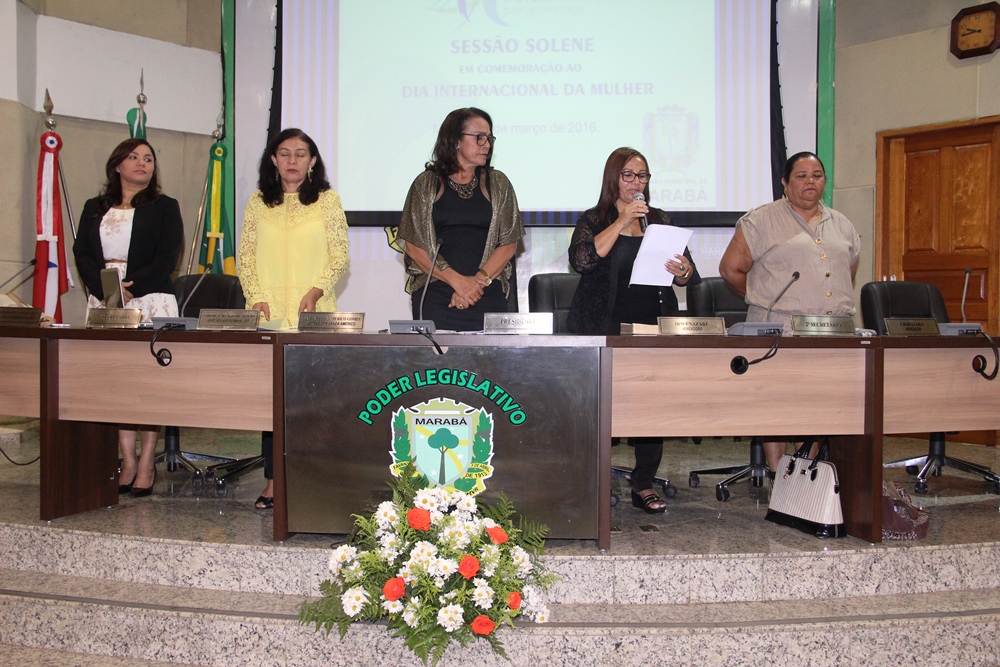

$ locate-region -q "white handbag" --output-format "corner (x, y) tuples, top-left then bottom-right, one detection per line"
(765, 437), (845, 538)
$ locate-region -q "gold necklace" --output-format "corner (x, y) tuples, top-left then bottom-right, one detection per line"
(448, 173), (478, 199)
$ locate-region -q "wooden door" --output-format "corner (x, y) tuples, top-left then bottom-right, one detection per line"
(877, 118), (1000, 333)
(877, 117), (1000, 445)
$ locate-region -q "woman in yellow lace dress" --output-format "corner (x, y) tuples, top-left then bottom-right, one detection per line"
(238, 128), (350, 508)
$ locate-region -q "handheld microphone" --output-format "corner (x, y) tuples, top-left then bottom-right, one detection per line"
(418, 241), (442, 324)
(766, 271), (800, 322)
(632, 192), (648, 232)
(0, 258), (39, 292)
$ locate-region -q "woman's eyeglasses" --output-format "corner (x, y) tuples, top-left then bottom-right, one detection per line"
(620, 170), (651, 184)
(462, 133), (497, 146)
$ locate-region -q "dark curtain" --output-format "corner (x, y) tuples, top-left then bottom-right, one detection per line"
(770, 0), (788, 201)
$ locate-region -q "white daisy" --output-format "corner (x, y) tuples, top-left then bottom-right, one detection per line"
(341, 586), (368, 618)
(436, 603), (464, 633)
(382, 599), (404, 614)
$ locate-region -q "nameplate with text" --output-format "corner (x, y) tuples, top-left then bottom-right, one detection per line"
(0, 307), (42, 327)
(658, 317), (726, 336)
(484, 312), (553, 334)
(86, 308), (142, 329)
(298, 312), (365, 332)
(197, 309), (261, 331)
(883, 318), (940, 336)
(792, 315), (855, 336)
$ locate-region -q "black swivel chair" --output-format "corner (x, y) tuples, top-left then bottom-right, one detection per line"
(685, 278), (765, 501)
(527, 272), (580, 334)
(156, 274), (259, 489)
(861, 280), (1000, 494)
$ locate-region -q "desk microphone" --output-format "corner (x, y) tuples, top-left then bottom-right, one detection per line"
(180, 266), (212, 317)
(961, 267), (972, 323)
(418, 241), (442, 324)
(766, 271), (800, 322)
(731, 271), (800, 375)
(0, 258), (38, 292)
(632, 192), (648, 232)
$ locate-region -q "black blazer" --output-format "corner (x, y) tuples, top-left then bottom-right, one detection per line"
(73, 195), (184, 299)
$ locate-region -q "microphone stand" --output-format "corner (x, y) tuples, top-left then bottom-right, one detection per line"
(731, 271), (800, 375)
(0, 259), (39, 292)
(418, 243), (443, 354)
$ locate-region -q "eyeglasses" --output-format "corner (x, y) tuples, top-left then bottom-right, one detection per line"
(621, 170), (652, 184)
(462, 133), (496, 146)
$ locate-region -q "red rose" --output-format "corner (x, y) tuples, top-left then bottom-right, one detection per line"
(470, 614), (497, 636)
(407, 507), (431, 531)
(507, 591), (522, 610)
(485, 526), (508, 544)
(382, 577), (406, 601)
(458, 555), (480, 580)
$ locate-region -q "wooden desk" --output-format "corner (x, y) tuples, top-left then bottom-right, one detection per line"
(0, 328), (41, 419)
(608, 336), (880, 542)
(29, 328), (274, 520)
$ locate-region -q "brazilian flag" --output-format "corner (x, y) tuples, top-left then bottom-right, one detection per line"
(197, 143), (236, 275)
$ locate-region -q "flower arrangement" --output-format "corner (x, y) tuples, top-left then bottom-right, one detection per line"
(299, 465), (557, 665)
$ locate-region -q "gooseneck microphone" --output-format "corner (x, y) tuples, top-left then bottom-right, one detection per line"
(178, 256), (216, 318)
(632, 192), (648, 232)
(0, 258), (39, 292)
(418, 241), (442, 324)
(961, 267), (972, 323)
(151, 257), (218, 367)
(731, 271), (800, 375)
(766, 271), (800, 322)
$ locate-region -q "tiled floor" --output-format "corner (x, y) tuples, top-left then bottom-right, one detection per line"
(2, 424), (999, 557)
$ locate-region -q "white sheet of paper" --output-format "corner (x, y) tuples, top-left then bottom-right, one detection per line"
(629, 225), (694, 287)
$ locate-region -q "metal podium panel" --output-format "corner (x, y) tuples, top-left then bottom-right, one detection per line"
(284, 344), (602, 537)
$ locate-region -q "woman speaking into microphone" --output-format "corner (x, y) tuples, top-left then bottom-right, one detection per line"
(566, 146), (700, 514)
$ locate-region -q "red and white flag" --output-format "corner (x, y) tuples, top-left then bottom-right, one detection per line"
(33, 131), (73, 322)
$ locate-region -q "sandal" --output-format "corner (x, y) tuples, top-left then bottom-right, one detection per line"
(255, 495), (274, 510)
(631, 490), (667, 514)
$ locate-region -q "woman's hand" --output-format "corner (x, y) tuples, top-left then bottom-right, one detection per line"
(122, 280), (134, 302)
(622, 198), (648, 225)
(252, 301), (271, 321)
(665, 254), (693, 285)
(448, 274), (484, 310)
(299, 287), (324, 314)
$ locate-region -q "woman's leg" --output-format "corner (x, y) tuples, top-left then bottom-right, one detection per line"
(133, 426), (160, 489)
(118, 426), (139, 486)
(632, 437), (666, 510)
(257, 431), (274, 508)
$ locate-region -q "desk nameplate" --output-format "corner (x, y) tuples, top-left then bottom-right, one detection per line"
(483, 312), (553, 334)
(0, 307), (42, 327)
(197, 309), (261, 331)
(792, 315), (855, 336)
(86, 308), (142, 329)
(883, 318), (940, 336)
(658, 317), (726, 335)
(620, 323), (659, 335)
(298, 312), (365, 332)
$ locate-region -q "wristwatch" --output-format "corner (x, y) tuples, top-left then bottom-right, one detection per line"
(478, 269), (492, 286)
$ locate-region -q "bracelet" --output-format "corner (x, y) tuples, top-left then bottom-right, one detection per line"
(478, 269), (492, 285)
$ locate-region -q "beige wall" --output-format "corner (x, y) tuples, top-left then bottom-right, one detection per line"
(4, 0), (220, 323)
(20, 0), (220, 50)
(834, 0), (1000, 291)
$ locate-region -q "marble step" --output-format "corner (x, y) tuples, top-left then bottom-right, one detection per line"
(0, 419), (39, 458)
(2, 523), (1000, 605)
(0, 643), (196, 667)
(1, 569), (999, 667)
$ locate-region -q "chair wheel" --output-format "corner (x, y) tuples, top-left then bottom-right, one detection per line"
(914, 481), (928, 495)
(610, 493), (619, 507)
(905, 465), (919, 475)
(689, 474), (700, 488)
(662, 483), (676, 498)
(716, 485), (731, 502)
(691, 437), (702, 444)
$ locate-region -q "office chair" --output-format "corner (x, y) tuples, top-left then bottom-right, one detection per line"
(685, 278), (762, 501)
(155, 273), (258, 490)
(527, 272), (580, 334)
(861, 280), (1000, 494)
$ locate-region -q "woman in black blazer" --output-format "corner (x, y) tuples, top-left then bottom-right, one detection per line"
(73, 138), (184, 498)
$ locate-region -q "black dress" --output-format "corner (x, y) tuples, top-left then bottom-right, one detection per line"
(410, 181), (506, 330)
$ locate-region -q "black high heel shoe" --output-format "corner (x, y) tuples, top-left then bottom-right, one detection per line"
(131, 468), (157, 498)
(631, 489), (667, 514)
(118, 472), (136, 495)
